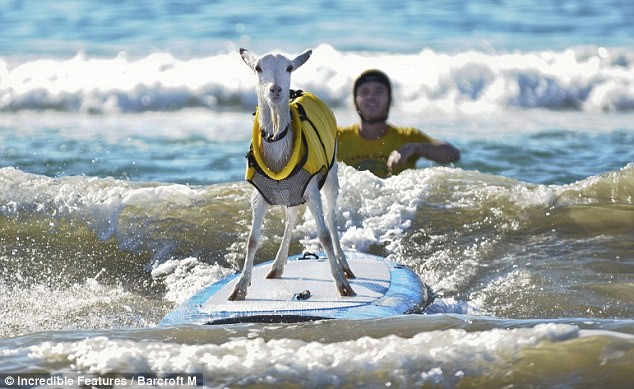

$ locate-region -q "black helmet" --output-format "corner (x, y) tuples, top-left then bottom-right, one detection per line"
(353, 69), (392, 123)
(353, 69), (392, 101)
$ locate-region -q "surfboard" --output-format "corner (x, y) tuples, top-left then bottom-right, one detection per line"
(160, 251), (432, 325)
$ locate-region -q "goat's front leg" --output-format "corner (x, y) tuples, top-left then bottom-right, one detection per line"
(325, 206), (355, 279)
(322, 167), (355, 279)
(305, 188), (355, 297)
(266, 206), (298, 279)
(228, 192), (268, 301)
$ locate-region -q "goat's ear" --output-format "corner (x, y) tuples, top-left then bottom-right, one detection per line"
(291, 49), (312, 71)
(240, 48), (258, 71)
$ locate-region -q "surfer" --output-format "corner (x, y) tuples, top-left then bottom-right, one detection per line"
(337, 69), (460, 177)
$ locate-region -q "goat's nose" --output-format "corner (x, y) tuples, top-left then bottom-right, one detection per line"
(270, 85), (282, 94)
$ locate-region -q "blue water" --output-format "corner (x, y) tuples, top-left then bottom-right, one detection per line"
(1, 1), (633, 388)
(1, 0), (632, 57)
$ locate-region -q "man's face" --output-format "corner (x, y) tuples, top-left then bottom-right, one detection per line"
(355, 81), (390, 122)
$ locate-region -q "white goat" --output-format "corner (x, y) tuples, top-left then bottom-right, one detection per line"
(228, 48), (355, 301)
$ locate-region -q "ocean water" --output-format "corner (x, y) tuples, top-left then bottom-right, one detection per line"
(1, 1), (633, 388)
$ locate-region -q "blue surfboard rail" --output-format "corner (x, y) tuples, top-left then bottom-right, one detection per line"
(160, 252), (431, 326)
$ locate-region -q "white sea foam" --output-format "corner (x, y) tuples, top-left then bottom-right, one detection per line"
(151, 257), (232, 305)
(296, 165), (435, 252)
(0, 277), (153, 337)
(1, 45), (632, 114)
(26, 323), (582, 386)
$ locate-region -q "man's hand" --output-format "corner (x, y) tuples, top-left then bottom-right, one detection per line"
(387, 150), (402, 174)
(387, 143), (419, 174)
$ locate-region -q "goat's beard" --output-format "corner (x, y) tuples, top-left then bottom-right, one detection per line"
(268, 103), (283, 136)
(257, 84), (288, 139)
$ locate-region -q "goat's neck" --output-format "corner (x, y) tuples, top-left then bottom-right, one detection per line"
(257, 101), (294, 173)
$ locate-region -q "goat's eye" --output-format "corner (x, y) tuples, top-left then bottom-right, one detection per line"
(286, 65), (293, 72)
(255, 65), (262, 73)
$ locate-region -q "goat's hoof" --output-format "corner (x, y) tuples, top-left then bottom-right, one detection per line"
(265, 268), (283, 279)
(341, 286), (356, 297)
(344, 268), (356, 279)
(228, 288), (246, 301)
(338, 283), (356, 297)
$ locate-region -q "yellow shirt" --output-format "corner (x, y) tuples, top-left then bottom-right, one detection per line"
(337, 123), (433, 177)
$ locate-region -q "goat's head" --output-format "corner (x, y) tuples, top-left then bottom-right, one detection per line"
(240, 48), (312, 107)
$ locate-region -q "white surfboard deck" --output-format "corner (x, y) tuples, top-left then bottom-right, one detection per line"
(160, 251), (431, 325)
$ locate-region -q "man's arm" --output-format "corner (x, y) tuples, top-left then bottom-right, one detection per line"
(415, 140), (461, 163)
(388, 140), (460, 172)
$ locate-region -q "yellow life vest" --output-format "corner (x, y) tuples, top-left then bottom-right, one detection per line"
(245, 90), (337, 206)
